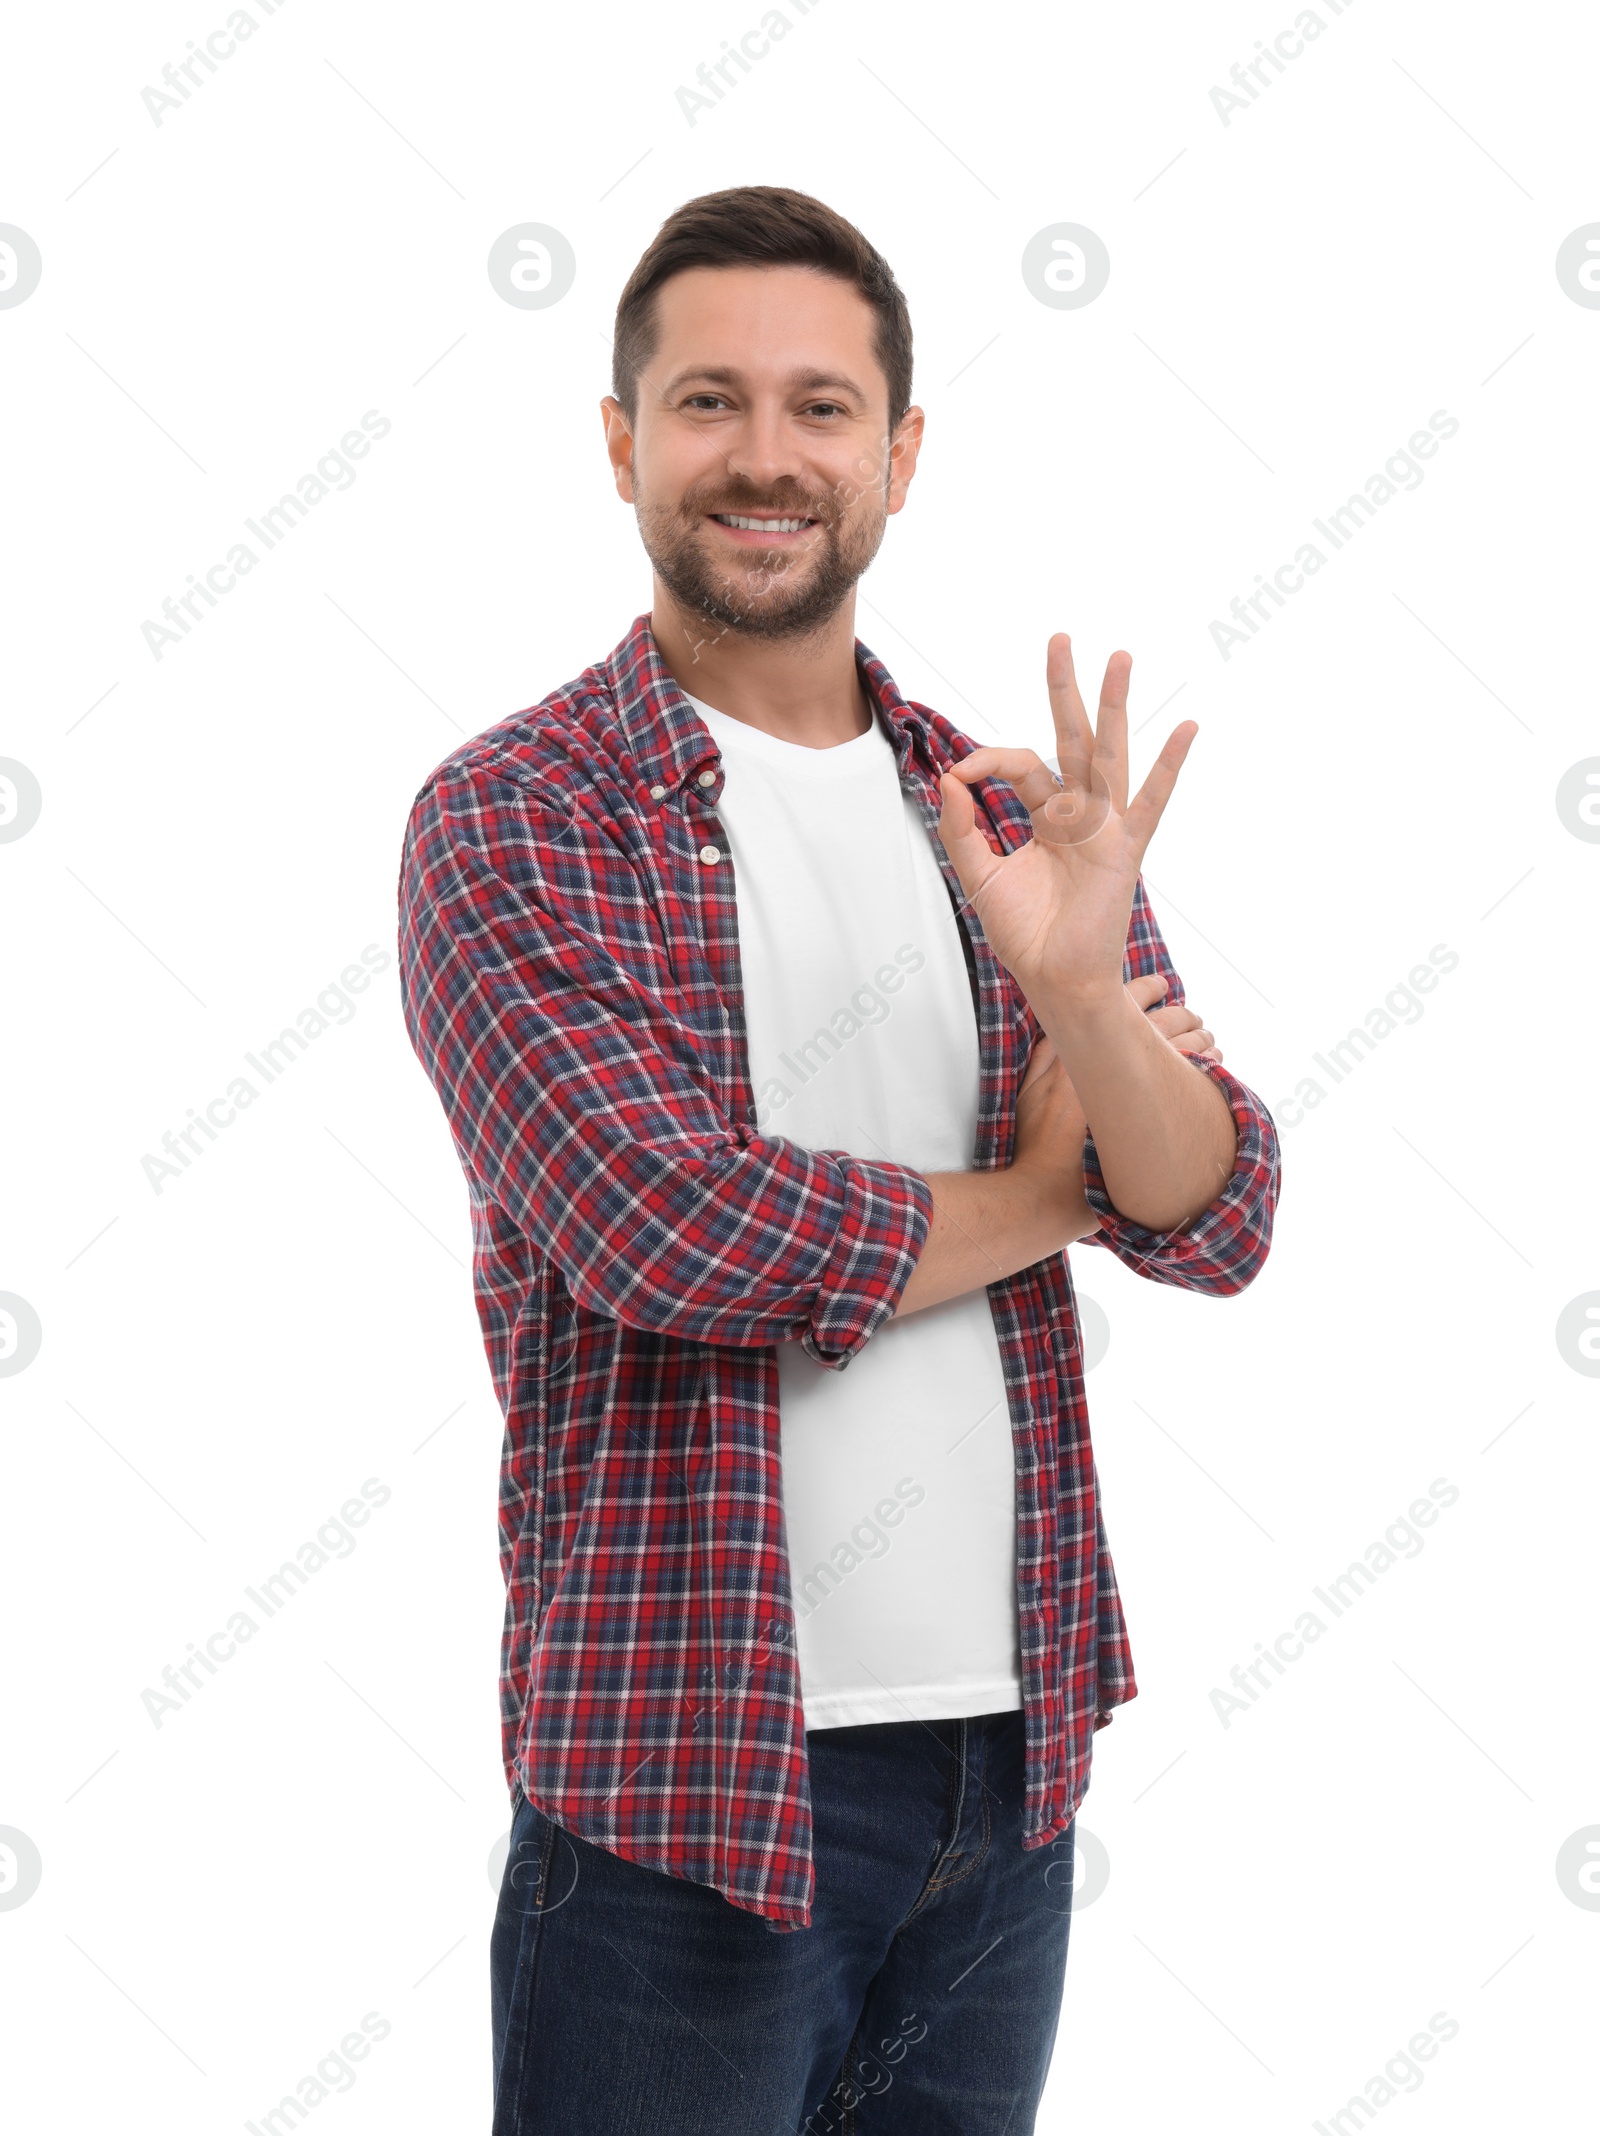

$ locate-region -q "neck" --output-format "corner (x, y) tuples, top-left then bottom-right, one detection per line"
(648, 578), (872, 749)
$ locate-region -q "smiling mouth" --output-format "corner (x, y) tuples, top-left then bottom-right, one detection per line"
(709, 512), (819, 535)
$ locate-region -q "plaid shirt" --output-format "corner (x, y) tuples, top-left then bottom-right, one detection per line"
(398, 613), (1280, 1931)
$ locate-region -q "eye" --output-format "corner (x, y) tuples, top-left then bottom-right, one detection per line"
(802, 401), (848, 419)
(683, 393), (730, 411)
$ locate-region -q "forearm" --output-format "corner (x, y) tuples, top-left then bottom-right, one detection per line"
(401, 807), (936, 1362)
(1036, 985), (1238, 1232)
(893, 1163), (1100, 1319)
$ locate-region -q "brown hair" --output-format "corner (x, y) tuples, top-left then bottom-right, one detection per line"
(612, 185), (913, 432)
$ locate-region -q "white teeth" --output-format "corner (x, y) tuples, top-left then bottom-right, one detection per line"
(715, 514), (811, 532)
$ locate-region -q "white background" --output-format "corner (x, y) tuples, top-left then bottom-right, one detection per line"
(3, 0), (1596, 2129)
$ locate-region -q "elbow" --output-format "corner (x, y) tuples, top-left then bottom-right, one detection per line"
(1205, 1192), (1279, 1297)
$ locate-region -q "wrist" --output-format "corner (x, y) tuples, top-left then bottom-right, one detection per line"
(1033, 980), (1137, 1050)
(1008, 1141), (1092, 1241)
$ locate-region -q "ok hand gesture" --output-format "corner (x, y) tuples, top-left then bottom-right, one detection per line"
(936, 635), (1197, 1015)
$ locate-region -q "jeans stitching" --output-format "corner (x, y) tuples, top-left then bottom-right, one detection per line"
(926, 1719), (995, 1892)
(902, 1722), (960, 1923)
(494, 1798), (559, 2134)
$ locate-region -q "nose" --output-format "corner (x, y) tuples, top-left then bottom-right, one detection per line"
(721, 397), (809, 496)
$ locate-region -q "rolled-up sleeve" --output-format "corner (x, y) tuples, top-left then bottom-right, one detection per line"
(399, 768), (933, 1360)
(1080, 1054), (1279, 1294)
(1075, 876), (1281, 1295)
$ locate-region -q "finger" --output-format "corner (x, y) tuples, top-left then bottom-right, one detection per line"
(944, 745), (1064, 816)
(1046, 634), (1095, 793)
(946, 743), (1107, 847)
(1095, 650), (1133, 816)
(1144, 1001), (1199, 1034)
(1167, 1028), (1215, 1054)
(1125, 973), (1169, 1010)
(1124, 719), (1199, 856)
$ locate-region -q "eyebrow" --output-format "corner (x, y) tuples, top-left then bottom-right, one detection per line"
(660, 364), (870, 402)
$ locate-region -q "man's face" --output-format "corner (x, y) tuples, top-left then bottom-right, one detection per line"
(602, 265), (922, 641)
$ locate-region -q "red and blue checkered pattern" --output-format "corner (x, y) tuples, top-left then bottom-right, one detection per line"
(398, 614), (1280, 1930)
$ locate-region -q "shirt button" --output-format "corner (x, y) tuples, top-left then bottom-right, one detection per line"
(649, 784), (667, 800)
(697, 770), (717, 787)
(699, 844), (720, 865)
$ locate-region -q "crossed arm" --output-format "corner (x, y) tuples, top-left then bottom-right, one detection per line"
(895, 969), (1235, 1317)
(896, 632), (1242, 1321)
(400, 636), (1275, 1367)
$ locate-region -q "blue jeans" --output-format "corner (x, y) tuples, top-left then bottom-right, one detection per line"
(490, 1709), (1076, 2134)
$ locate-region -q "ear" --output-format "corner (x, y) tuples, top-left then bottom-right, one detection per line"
(886, 404), (925, 517)
(600, 395), (636, 503)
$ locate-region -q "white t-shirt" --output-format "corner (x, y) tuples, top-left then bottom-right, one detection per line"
(685, 692), (1023, 1730)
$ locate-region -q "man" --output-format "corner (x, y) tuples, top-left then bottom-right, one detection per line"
(398, 185), (1279, 2135)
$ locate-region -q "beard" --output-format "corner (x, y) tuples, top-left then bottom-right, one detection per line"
(633, 468), (888, 641)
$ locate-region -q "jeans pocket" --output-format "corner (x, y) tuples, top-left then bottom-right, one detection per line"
(502, 1790), (560, 1915)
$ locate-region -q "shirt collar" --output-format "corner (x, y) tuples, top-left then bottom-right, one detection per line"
(603, 611), (938, 796)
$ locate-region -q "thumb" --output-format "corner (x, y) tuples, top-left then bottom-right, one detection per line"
(936, 767), (1004, 908)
